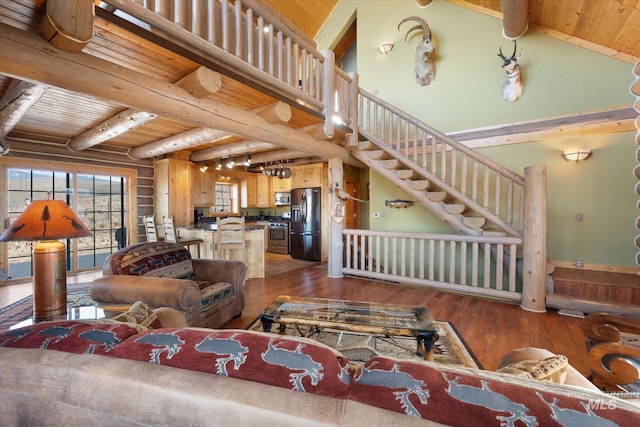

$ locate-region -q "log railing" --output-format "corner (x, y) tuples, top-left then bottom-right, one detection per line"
(358, 89), (525, 237)
(343, 229), (523, 302)
(105, 0), (356, 138)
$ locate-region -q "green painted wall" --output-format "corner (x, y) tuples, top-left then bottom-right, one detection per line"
(317, 0), (638, 269)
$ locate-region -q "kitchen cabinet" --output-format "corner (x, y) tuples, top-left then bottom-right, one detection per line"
(241, 175), (257, 208)
(193, 166), (215, 206)
(256, 174), (270, 207)
(291, 163), (325, 188)
(154, 158), (194, 227)
(271, 177), (291, 192)
(246, 220), (269, 251)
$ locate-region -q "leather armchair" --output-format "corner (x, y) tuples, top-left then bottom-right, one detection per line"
(582, 312), (640, 393)
(90, 242), (246, 329)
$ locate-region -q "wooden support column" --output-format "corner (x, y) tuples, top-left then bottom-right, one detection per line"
(327, 158), (344, 278)
(502, 0), (528, 39)
(346, 72), (359, 147)
(521, 165), (547, 312)
(322, 50), (335, 139)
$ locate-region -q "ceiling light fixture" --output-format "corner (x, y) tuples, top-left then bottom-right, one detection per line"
(562, 149), (592, 162)
(378, 43), (394, 54)
(215, 159), (223, 171)
(226, 159), (235, 169)
(199, 164), (208, 173)
(243, 153), (252, 166)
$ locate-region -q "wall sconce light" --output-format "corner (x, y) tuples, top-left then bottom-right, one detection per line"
(562, 149), (592, 162)
(378, 43), (394, 54)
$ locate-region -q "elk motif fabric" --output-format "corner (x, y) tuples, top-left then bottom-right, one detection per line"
(350, 356), (637, 425)
(106, 328), (352, 399)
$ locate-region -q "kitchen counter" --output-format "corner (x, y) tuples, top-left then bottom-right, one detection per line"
(186, 224), (266, 231)
(177, 227), (265, 279)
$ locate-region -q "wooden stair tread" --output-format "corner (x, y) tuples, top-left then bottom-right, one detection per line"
(444, 204), (466, 214)
(427, 191), (448, 202)
(367, 150), (393, 160)
(462, 216), (486, 228)
(396, 169), (421, 179)
(358, 140), (376, 150)
(382, 159), (401, 169)
(410, 180), (430, 190)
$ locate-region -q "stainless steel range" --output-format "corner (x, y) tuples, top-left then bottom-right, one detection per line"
(267, 220), (290, 254)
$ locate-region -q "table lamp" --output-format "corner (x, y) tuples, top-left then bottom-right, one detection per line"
(0, 199), (92, 320)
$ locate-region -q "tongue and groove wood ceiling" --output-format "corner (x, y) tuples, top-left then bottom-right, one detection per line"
(0, 0), (638, 167)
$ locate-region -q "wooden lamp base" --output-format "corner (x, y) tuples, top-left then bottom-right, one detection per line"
(32, 241), (67, 321)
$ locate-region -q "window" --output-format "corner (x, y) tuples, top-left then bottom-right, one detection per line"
(4, 168), (127, 279)
(213, 181), (239, 214)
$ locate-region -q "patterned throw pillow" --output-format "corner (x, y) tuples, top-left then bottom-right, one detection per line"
(110, 242), (195, 280)
(496, 355), (568, 384)
(0, 321), (141, 355)
(109, 301), (163, 329)
(106, 328), (352, 399)
(349, 356), (640, 424)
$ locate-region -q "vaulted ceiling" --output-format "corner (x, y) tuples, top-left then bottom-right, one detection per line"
(0, 0), (638, 170)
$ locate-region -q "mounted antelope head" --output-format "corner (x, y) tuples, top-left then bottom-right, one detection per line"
(497, 40), (523, 102)
(398, 16), (436, 86)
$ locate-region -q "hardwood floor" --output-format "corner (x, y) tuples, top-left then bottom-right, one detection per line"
(0, 253), (592, 378)
(227, 254), (592, 377)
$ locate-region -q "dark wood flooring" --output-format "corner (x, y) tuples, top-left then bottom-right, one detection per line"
(0, 253), (593, 378)
(226, 254), (592, 377)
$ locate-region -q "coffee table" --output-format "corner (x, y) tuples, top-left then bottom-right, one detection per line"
(260, 295), (439, 360)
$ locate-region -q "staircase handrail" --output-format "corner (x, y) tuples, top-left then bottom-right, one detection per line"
(358, 88), (525, 235)
(358, 89), (525, 185)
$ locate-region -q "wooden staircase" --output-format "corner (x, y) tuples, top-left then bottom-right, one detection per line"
(354, 140), (507, 236)
(352, 89), (525, 239)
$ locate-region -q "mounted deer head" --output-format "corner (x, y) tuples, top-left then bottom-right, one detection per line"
(497, 40), (524, 102)
(398, 16), (436, 86)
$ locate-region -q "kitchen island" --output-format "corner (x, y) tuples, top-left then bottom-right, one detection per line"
(177, 225), (265, 279)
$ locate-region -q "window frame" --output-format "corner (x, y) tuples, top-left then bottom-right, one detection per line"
(0, 157), (138, 281)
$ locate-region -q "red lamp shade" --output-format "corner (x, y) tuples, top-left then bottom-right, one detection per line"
(0, 200), (92, 242)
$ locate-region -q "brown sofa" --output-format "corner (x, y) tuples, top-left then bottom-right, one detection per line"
(1, 319), (639, 426)
(89, 241), (246, 328)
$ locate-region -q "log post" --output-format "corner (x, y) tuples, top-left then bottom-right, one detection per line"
(502, 0), (528, 39)
(327, 158), (344, 278)
(521, 165), (547, 312)
(39, 0), (94, 53)
(322, 50), (335, 139)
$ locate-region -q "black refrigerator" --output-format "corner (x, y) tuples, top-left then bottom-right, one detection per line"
(290, 187), (321, 261)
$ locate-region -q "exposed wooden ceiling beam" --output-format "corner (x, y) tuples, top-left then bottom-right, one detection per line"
(69, 67), (224, 152)
(0, 22), (361, 166)
(67, 108), (157, 152)
(129, 101), (291, 159)
(450, 107), (636, 148)
(0, 79), (48, 136)
(191, 141), (278, 163)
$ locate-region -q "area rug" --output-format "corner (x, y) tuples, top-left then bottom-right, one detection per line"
(0, 282), (95, 331)
(247, 317), (482, 369)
